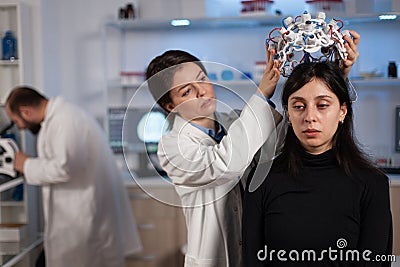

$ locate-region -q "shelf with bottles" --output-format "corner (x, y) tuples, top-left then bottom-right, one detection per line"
(0, 6), (19, 62)
(0, 2), (31, 105)
(105, 11), (400, 32)
(102, 8), (400, 125)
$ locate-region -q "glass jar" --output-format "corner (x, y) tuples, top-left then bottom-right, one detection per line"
(388, 61), (397, 78)
(2, 31), (17, 60)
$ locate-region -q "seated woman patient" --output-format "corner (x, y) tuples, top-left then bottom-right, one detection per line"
(243, 61), (392, 266)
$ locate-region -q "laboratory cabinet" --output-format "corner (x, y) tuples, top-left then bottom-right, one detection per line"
(0, 178), (27, 266)
(125, 183), (186, 267)
(0, 2), (42, 267)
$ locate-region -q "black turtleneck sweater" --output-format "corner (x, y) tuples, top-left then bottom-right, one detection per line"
(243, 150), (392, 267)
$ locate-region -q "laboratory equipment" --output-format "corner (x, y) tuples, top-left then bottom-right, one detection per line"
(0, 138), (18, 178)
(266, 11), (350, 77)
(0, 122), (19, 178)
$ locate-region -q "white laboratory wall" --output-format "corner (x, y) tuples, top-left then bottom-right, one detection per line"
(35, 0), (400, 162)
(22, 0), (43, 89)
(40, 0), (129, 118)
(40, 0), (62, 97)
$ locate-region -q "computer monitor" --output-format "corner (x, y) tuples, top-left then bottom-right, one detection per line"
(108, 107), (169, 177)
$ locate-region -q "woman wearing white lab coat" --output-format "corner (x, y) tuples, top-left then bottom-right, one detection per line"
(146, 50), (281, 267)
(7, 90), (142, 267)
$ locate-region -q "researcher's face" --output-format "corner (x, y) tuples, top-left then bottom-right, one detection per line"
(5, 105), (41, 135)
(287, 79), (347, 155)
(165, 62), (216, 125)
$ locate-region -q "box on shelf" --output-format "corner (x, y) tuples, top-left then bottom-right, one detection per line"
(0, 224), (26, 242)
(240, 0), (274, 17)
(305, 0), (345, 15)
(253, 61), (267, 81)
(120, 71), (145, 86)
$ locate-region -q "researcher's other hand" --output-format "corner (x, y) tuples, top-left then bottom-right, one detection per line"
(258, 44), (280, 99)
(14, 152), (29, 174)
(341, 30), (360, 78)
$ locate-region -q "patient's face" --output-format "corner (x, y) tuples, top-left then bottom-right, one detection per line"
(287, 78), (347, 155)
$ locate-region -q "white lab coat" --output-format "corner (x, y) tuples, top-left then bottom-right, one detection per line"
(158, 95), (280, 267)
(23, 97), (142, 267)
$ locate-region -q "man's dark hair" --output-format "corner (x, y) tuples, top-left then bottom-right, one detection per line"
(6, 86), (47, 115)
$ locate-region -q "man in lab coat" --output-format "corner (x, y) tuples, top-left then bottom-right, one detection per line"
(5, 86), (142, 267)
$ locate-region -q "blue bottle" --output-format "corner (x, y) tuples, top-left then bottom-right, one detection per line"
(2, 31), (17, 60)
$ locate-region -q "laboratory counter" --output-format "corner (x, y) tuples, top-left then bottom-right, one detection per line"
(122, 170), (400, 187)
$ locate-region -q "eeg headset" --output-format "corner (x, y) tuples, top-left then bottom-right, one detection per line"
(267, 11), (352, 77)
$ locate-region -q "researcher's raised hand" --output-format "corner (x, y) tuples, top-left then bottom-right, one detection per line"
(341, 30), (360, 78)
(258, 45), (280, 98)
